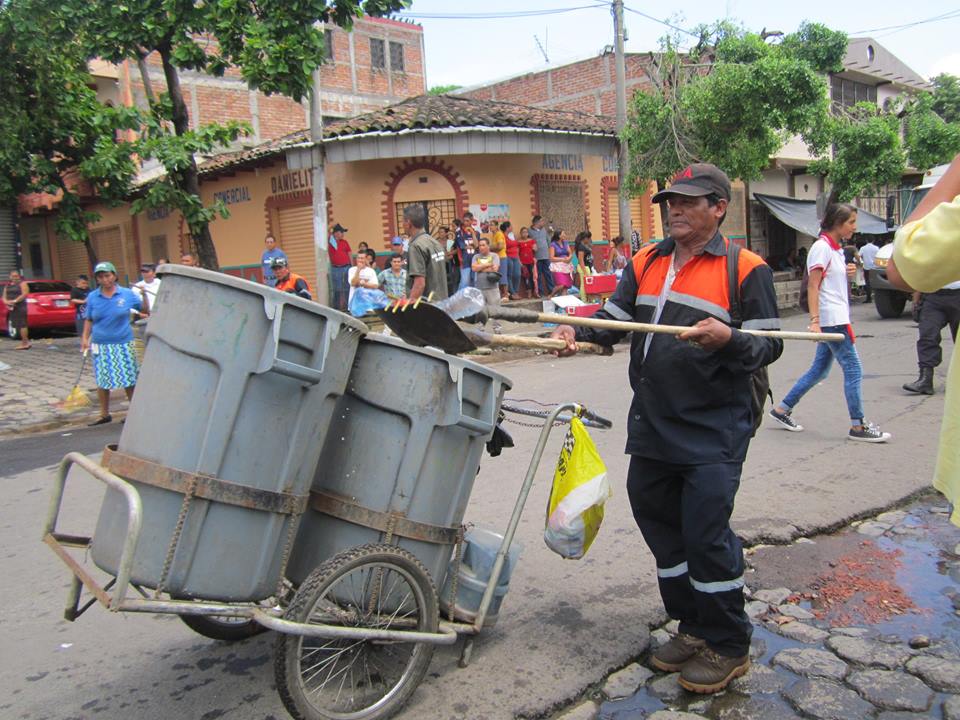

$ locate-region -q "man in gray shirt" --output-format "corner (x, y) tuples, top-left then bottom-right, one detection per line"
(403, 204), (449, 302)
(529, 214), (554, 297)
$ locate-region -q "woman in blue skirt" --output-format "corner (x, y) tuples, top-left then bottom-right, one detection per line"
(81, 261), (144, 426)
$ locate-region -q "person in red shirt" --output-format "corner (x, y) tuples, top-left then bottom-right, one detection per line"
(502, 221), (521, 300)
(517, 226), (537, 297)
(327, 222), (352, 311)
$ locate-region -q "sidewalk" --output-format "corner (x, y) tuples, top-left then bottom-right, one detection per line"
(0, 335), (130, 435)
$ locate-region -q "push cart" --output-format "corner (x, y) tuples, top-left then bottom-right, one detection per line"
(43, 401), (612, 720)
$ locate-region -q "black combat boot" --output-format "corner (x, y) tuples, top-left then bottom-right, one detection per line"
(903, 367), (934, 395)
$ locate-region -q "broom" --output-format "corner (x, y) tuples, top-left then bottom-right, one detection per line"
(62, 350), (92, 412)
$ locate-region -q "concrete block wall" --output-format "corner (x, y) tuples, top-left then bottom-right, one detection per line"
(460, 53), (654, 116)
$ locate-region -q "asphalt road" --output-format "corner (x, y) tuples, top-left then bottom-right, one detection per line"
(1, 424), (121, 476)
(1, 301), (953, 720)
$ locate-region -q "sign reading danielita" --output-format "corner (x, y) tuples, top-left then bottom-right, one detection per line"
(270, 170), (313, 195)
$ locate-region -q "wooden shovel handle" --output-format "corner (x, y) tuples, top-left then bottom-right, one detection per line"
(486, 306), (843, 343)
(463, 329), (612, 355)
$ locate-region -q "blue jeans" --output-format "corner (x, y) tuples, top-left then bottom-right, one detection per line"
(503, 257), (521, 296)
(330, 265), (350, 311)
(781, 325), (864, 423)
(536, 258), (555, 296)
(459, 266), (475, 290)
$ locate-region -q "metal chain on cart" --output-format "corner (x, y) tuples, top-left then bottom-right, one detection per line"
(274, 510), (303, 601)
(501, 400), (564, 428)
(155, 476), (198, 597)
(446, 523), (470, 621)
(367, 513), (400, 616)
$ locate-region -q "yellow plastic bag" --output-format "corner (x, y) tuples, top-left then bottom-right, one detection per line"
(544, 417), (611, 559)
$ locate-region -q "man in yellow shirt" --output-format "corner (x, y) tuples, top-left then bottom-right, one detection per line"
(890, 153), (960, 527)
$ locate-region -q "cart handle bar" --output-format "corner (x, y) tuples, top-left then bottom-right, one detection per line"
(44, 452), (143, 611)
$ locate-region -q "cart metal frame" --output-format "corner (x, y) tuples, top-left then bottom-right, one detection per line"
(43, 401), (610, 712)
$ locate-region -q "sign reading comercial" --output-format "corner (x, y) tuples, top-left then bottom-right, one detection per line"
(213, 186), (251, 206)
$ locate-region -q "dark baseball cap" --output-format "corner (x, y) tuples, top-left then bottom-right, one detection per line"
(140, 263), (156, 271)
(332, 223), (348, 233)
(652, 163), (731, 203)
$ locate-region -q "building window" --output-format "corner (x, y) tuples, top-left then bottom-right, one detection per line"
(149, 235), (167, 264)
(389, 41), (405, 73)
(830, 76), (877, 110)
(323, 29), (333, 64)
(370, 38), (386, 70)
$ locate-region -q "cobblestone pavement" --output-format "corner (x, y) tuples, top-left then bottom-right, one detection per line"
(557, 494), (960, 720)
(0, 334), (131, 434)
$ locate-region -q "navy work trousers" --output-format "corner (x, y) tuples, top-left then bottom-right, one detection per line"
(917, 289), (960, 369)
(627, 455), (751, 657)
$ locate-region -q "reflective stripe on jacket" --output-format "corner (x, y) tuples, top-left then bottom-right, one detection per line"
(574, 232), (783, 463)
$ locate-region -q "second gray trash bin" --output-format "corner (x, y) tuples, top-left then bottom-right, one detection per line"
(287, 333), (512, 593)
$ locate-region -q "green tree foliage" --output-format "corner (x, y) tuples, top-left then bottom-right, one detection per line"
(903, 93), (960, 173)
(2, 0), (408, 269)
(810, 104), (904, 201)
(0, 0), (142, 260)
(931, 73), (960, 124)
(71, 0), (408, 268)
(622, 21), (846, 194)
(428, 84), (463, 95)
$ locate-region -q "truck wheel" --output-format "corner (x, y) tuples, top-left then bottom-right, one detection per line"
(874, 290), (906, 319)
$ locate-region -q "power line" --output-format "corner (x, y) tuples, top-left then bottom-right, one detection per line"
(396, 3), (608, 20)
(623, 5), (699, 38)
(850, 9), (960, 36)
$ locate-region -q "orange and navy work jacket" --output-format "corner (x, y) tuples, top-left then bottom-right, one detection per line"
(574, 232), (782, 464)
(275, 272), (312, 301)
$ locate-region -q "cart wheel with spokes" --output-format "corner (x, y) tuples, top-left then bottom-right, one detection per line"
(275, 543), (438, 720)
(179, 614), (268, 642)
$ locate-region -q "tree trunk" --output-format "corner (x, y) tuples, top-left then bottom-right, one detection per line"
(158, 46), (219, 270)
(136, 53), (157, 107)
(83, 238), (98, 269)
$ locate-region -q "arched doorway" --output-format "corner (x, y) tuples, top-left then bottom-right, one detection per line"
(381, 158), (468, 244)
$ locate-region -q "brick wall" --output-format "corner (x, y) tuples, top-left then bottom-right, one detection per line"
(461, 53), (654, 116)
(118, 16), (425, 143)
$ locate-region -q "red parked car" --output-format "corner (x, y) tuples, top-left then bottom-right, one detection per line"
(1, 279), (77, 338)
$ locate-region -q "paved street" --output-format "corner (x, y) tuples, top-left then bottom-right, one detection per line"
(1, 301), (957, 720)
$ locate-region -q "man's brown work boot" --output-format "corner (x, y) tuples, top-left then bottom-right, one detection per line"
(678, 647), (750, 693)
(650, 632), (706, 672)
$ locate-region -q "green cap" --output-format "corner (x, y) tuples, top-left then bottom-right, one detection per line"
(94, 261), (117, 274)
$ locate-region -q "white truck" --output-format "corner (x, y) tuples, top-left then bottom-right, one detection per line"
(871, 163), (948, 318)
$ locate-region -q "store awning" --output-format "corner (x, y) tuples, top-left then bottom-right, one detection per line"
(753, 193), (893, 236)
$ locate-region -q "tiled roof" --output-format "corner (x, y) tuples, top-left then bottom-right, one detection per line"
(322, 93), (615, 137)
(198, 94), (615, 176)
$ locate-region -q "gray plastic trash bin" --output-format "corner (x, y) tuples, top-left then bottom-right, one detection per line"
(287, 333), (512, 592)
(91, 266), (367, 601)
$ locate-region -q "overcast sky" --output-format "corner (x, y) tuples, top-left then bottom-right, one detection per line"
(394, 1), (960, 90)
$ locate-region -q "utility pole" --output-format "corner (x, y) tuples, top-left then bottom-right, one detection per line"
(310, 65), (330, 306)
(613, 0), (631, 243)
